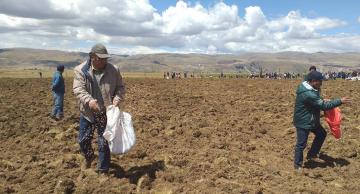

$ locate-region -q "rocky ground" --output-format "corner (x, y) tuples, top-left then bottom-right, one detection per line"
(0, 77), (359, 193)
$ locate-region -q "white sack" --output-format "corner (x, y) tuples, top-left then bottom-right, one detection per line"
(103, 105), (136, 154)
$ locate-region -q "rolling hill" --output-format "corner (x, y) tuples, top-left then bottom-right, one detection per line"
(1, 48), (360, 73)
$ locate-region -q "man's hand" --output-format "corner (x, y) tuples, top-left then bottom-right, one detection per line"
(89, 99), (101, 112)
(113, 97), (122, 107)
(341, 97), (352, 104)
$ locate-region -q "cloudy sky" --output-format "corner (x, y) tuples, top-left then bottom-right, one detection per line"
(0, 0), (360, 54)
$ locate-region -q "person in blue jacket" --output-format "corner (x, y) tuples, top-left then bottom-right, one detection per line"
(51, 65), (65, 120)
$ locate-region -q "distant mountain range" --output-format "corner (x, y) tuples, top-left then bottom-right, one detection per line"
(1, 48), (360, 73)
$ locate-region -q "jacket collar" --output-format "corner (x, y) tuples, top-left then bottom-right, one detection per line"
(302, 81), (318, 91)
(81, 59), (93, 81)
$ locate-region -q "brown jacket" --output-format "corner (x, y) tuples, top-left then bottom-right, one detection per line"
(73, 60), (125, 122)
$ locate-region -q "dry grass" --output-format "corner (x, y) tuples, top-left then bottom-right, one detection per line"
(0, 68), (163, 78)
(122, 72), (163, 78)
(0, 68), (73, 78)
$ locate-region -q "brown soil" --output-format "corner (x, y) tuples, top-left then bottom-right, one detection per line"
(0, 78), (359, 193)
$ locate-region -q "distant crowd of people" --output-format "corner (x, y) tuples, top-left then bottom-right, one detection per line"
(249, 72), (301, 79)
(164, 72), (194, 79)
(163, 71), (264, 79)
(163, 70), (359, 80)
(323, 71), (360, 80)
(164, 71), (246, 79)
(248, 67), (360, 80)
(163, 72), (197, 79)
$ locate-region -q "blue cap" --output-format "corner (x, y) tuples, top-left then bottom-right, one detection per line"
(57, 65), (64, 72)
(308, 71), (323, 81)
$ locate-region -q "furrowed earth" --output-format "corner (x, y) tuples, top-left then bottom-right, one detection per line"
(0, 77), (359, 193)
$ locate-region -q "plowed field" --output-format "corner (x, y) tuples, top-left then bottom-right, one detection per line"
(0, 78), (359, 193)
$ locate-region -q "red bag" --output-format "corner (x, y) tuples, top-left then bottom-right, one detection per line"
(324, 107), (342, 139)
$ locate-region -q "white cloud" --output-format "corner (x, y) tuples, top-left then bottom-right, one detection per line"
(207, 45), (217, 54)
(358, 16), (360, 23)
(109, 45), (168, 55)
(0, 0), (78, 19)
(0, 14), (40, 30)
(49, 0), (80, 15)
(75, 28), (110, 43)
(0, 0), (358, 53)
(93, 6), (112, 17)
(160, 1), (239, 35)
(160, 1), (208, 35)
(208, 2), (239, 30)
(244, 6), (266, 28)
(267, 11), (346, 39)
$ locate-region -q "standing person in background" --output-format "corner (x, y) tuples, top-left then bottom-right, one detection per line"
(293, 71), (352, 171)
(50, 65), (65, 120)
(73, 43), (125, 174)
(304, 66), (317, 81)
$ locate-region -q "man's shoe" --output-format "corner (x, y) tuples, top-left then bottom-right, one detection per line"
(49, 113), (57, 120)
(81, 156), (94, 170)
(306, 156), (324, 163)
(294, 166), (303, 174)
(55, 114), (64, 121)
(96, 169), (109, 175)
(294, 165), (302, 170)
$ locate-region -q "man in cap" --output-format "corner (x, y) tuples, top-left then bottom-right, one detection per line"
(51, 65), (65, 120)
(73, 43), (125, 174)
(293, 70), (351, 171)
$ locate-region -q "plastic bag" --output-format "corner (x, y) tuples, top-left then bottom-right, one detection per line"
(103, 105), (136, 154)
(324, 107), (342, 139)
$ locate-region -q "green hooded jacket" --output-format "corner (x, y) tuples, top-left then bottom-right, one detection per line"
(293, 81), (342, 129)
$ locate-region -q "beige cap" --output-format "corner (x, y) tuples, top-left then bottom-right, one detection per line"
(90, 43), (111, 58)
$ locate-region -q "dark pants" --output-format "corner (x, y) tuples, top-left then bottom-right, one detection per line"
(51, 92), (64, 118)
(294, 126), (327, 168)
(78, 112), (110, 172)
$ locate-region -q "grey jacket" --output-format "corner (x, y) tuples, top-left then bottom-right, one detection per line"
(73, 59), (125, 122)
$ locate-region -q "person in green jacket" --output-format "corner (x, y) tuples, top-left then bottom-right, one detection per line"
(293, 71), (351, 170)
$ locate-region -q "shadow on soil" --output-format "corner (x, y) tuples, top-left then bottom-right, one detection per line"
(110, 160), (165, 184)
(304, 153), (350, 169)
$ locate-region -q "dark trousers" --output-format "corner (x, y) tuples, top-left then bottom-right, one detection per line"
(78, 112), (110, 172)
(294, 126), (327, 168)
